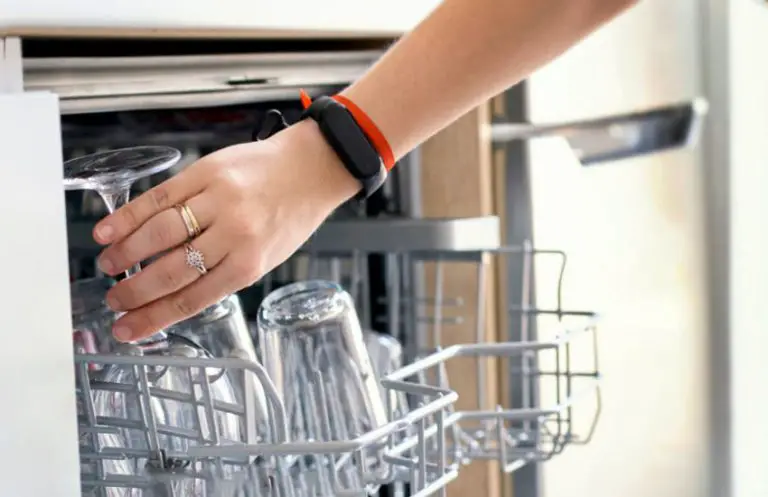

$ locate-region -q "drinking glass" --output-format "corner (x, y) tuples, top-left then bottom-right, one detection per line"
(71, 277), (119, 366)
(257, 281), (388, 495)
(148, 337), (244, 496)
(361, 333), (410, 497)
(72, 277), (244, 496)
(362, 331), (409, 424)
(72, 277), (149, 497)
(169, 295), (254, 359)
(167, 294), (272, 446)
(64, 146), (181, 343)
(80, 337), (246, 496)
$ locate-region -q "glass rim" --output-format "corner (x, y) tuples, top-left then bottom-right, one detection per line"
(257, 279), (352, 329)
(363, 329), (403, 356)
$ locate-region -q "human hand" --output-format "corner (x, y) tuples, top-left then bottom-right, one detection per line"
(93, 120), (360, 342)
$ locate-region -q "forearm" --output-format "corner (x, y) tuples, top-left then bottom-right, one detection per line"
(343, 0), (638, 159)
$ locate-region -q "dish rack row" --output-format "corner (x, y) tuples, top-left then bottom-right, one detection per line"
(75, 217), (601, 497)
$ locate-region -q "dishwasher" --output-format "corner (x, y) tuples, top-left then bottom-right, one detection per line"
(19, 36), (707, 497)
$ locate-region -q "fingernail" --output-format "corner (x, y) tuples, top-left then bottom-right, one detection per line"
(113, 326), (132, 342)
(96, 223), (114, 243)
(106, 295), (122, 311)
(98, 256), (115, 274)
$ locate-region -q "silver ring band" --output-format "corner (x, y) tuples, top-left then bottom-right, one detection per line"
(184, 243), (207, 275)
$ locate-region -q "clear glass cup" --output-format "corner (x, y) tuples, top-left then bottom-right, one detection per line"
(83, 466), (276, 497)
(257, 281), (388, 495)
(167, 294), (272, 446)
(363, 331), (409, 424)
(77, 372), (140, 497)
(168, 295), (255, 361)
(149, 337), (244, 496)
(64, 146), (181, 343)
(71, 277), (120, 365)
(72, 278), (244, 496)
(80, 338), (245, 496)
(72, 278), (158, 497)
(361, 332), (410, 497)
(71, 277), (139, 496)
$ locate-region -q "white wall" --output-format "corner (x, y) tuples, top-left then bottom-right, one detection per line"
(524, 2), (710, 497)
(728, 1), (768, 496)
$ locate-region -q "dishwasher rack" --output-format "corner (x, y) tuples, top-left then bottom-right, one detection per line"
(75, 218), (601, 497)
(297, 218), (602, 472)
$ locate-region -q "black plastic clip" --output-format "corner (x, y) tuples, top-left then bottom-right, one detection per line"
(253, 109), (289, 141)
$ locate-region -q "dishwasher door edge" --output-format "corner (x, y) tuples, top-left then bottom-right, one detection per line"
(25, 50), (383, 114)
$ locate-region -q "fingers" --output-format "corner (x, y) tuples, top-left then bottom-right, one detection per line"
(105, 223), (229, 313)
(93, 165), (208, 245)
(112, 255), (249, 342)
(97, 193), (215, 276)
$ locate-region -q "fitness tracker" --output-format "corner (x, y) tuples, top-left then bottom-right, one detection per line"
(254, 93), (394, 199)
(300, 96), (387, 199)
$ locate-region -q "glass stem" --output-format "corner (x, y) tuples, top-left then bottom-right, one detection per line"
(98, 187), (141, 276)
(99, 186), (166, 344)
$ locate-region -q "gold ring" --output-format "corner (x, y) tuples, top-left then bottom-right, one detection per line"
(184, 243), (207, 275)
(175, 203), (201, 239)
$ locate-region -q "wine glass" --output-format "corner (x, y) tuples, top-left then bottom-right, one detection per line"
(64, 146), (181, 342)
(64, 146), (180, 219)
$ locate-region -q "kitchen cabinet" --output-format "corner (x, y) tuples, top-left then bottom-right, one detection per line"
(0, 0), (440, 38)
(420, 104), (504, 497)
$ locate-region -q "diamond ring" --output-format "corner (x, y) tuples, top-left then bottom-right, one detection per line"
(184, 243), (207, 275)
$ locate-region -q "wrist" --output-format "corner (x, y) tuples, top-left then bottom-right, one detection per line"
(277, 119), (362, 211)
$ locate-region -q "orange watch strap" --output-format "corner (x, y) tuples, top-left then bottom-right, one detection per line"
(300, 89), (395, 171)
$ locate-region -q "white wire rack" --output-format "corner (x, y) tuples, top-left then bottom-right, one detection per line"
(295, 219), (602, 474)
(76, 344), (459, 497)
(75, 218), (601, 497)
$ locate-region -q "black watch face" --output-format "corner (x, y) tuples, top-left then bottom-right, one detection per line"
(323, 105), (382, 178)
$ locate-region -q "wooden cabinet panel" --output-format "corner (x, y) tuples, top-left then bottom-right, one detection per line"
(419, 104), (504, 497)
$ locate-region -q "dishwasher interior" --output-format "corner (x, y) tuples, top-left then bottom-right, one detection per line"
(37, 40), (606, 497)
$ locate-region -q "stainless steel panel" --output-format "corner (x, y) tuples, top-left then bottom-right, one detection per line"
(304, 217), (501, 254)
